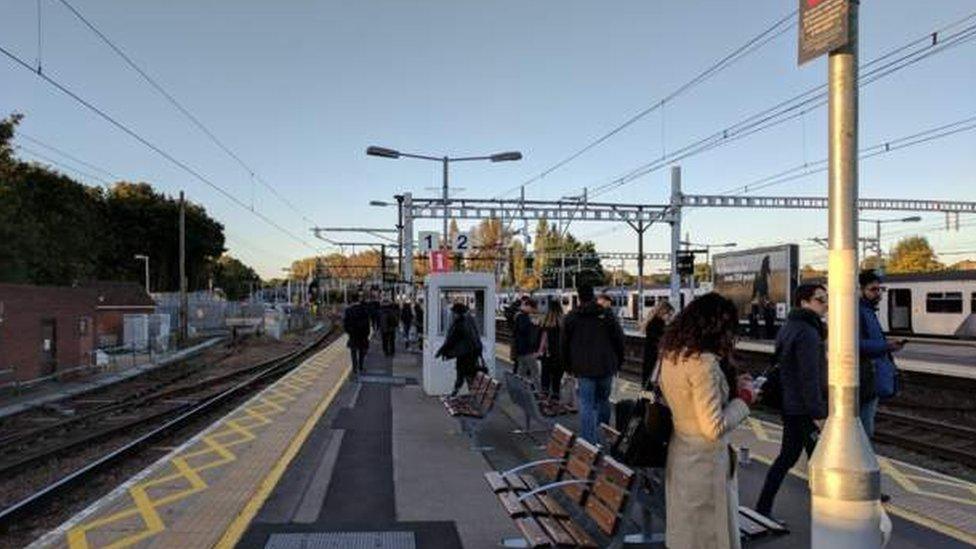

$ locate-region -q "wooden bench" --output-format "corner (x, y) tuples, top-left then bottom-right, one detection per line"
(443, 374), (501, 451)
(440, 371), (490, 413)
(600, 423), (788, 543)
(485, 423), (576, 495)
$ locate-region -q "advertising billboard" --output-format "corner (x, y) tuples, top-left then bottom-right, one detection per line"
(712, 244), (799, 322)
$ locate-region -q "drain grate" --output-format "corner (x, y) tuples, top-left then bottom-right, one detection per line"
(265, 532), (415, 549)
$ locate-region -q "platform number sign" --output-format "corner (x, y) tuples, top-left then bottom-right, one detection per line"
(452, 231), (472, 253)
(419, 231), (440, 252)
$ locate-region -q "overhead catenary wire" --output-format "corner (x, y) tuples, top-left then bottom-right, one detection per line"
(16, 132), (121, 181)
(715, 113), (976, 196)
(14, 144), (111, 185)
(583, 11), (976, 200)
(53, 0), (316, 226)
(494, 7), (798, 199)
(0, 43), (323, 253)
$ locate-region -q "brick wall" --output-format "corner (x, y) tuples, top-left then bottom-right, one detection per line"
(0, 284), (98, 383)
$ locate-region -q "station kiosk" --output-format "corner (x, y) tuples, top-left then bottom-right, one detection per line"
(422, 272), (496, 395)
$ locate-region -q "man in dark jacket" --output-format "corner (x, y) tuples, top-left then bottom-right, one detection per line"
(343, 293), (372, 374)
(512, 298), (539, 380)
(756, 284), (828, 518)
(561, 284), (625, 443)
(379, 299), (400, 356)
(400, 301), (414, 349)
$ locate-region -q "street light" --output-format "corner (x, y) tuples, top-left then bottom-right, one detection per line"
(370, 195), (406, 295)
(133, 254), (150, 294)
(366, 145), (522, 243)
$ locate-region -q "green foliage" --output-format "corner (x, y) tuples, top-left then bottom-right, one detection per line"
(213, 255), (261, 300)
(0, 114), (240, 291)
(887, 236), (945, 274)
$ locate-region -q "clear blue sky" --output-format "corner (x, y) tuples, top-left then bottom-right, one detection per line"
(2, 0), (974, 278)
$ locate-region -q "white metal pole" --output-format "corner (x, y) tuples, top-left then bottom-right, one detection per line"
(669, 166), (682, 309)
(809, 2), (883, 547)
(404, 193), (415, 300)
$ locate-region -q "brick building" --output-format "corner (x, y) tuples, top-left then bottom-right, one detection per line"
(0, 282), (155, 383)
(0, 284), (97, 383)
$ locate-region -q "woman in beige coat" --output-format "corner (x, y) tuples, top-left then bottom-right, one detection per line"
(658, 293), (758, 549)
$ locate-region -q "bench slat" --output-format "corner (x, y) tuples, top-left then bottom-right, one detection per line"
(498, 491), (529, 518)
(514, 518), (551, 548)
(537, 516), (576, 546)
(585, 497), (621, 537)
(536, 493), (569, 519)
(558, 517), (598, 548)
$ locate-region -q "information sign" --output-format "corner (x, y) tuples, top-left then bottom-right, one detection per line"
(798, 0), (850, 65)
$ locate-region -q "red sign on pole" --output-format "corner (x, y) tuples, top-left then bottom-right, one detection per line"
(429, 250), (452, 273)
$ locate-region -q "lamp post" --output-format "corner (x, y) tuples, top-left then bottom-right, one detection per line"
(133, 254), (150, 294)
(366, 146), (522, 244)
(858, 216), (921, 272)
(370, 196), (406, 297)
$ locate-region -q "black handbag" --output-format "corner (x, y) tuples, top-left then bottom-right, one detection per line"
(612, 363), (673, 468)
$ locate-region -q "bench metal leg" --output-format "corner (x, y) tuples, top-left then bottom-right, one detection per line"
(499, 537), (529, 548)
(464, 418), (494, 452)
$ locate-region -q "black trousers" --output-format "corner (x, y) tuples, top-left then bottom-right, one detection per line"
(350, 347), (368, 372)
(539, 357), (564, 398)
(381, 331), (396, 356)
(756, 414), (819, 515)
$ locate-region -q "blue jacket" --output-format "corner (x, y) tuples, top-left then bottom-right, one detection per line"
(775, 308), (827, 419)
(859, 298), (896, 400)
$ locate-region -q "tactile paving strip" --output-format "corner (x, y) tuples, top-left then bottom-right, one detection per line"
(265, 532), (415, 549)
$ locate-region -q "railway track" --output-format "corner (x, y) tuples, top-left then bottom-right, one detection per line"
(0, 324), (339, 529)
(495, 320), (976, 468)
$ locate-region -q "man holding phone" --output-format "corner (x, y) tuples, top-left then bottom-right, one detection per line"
(755, 283), (828, 519)
(858, 271), (905, 438)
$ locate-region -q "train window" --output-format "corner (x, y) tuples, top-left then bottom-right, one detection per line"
(972, 292), (976, 314)
(926, 292), (963, 314)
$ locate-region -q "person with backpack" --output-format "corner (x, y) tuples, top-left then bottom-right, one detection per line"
(343, 293), (372, 374)
(561, 284), (624, 444)
(755, 283), (828, 520)
(435, 302), (484, 396)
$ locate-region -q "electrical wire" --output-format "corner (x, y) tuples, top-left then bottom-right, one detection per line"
(0, 43), (323, 253)
(16, 132), (121, 180)
(14, 144), (111, 185)
(53, 0), (316, 226)
(584, 12), (976, 200)
(494, 8), (798, 199)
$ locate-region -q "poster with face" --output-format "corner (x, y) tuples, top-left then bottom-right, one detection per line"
(712, 244), (799, 321)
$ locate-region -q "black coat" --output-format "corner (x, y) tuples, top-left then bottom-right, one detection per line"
(380, 304), (400, 333)
(513, 311), (538, 357)
(561, 302), (625, 378)
(539, 324), (562, 365)
(436, 314), (483, 375)
(775, 307), (828, 419)
(343, 303), (371, 349)
(642, 317), (665, 370)
(400, 304), (414, 325)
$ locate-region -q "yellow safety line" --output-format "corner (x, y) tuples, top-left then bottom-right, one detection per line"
(213, 362), (351, 548)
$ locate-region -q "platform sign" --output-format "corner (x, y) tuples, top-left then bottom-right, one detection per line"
(429, 250), (452, 273)
(798, 0), (850, 65)
(451, 231), (473, 253)
(418, 231), (441, 252)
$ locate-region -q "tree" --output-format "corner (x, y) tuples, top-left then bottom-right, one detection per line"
(887, 236), (944, 274)
(800, 264), (826, 281)
(213, 255), (261, 300)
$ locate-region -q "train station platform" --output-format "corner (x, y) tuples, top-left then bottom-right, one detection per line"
(29, 334), (975, 548)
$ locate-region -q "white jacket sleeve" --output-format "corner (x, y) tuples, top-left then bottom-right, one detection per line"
(687, 356), (750, 442)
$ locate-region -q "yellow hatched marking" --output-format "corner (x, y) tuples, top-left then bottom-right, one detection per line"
(903, 474), (976, 498)
(65, 345), (341, 548)
(748, 417), (774, 442)
(880, 457), (920, 493)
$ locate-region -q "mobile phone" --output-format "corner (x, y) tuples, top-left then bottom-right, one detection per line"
(753, 376), (767, 391)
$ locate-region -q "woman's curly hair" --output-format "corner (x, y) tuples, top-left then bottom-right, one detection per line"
(659, 292), (739, 361)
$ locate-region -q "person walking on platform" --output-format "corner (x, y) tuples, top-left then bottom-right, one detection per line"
(513, 298), (540, 381)
(343, 293), (371, 375)
(755, 284), (828, 519)
(658, 292), (758, 549)
(641, 301), (674, 387)
(537, 299), (565, 401)
(561, 284), (624, 444)
(367, 294), (381, 332)
(436, 303), (484, 397)
(400, 301), (414, 349)
(379, 299), (399, 357)
(413, 301), (424, 350)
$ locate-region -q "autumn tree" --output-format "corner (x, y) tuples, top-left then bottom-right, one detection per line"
(887, 236), (944, 274)
(213, 255), (262, 300)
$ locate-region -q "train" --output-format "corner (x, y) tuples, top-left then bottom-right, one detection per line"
(496, 271), (976, 338)
(872, 271), (976, 338)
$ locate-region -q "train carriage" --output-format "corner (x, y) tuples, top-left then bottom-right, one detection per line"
(877, 271), (976, 338)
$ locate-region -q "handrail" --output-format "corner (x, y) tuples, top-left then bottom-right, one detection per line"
(501, 458), (565, 477)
